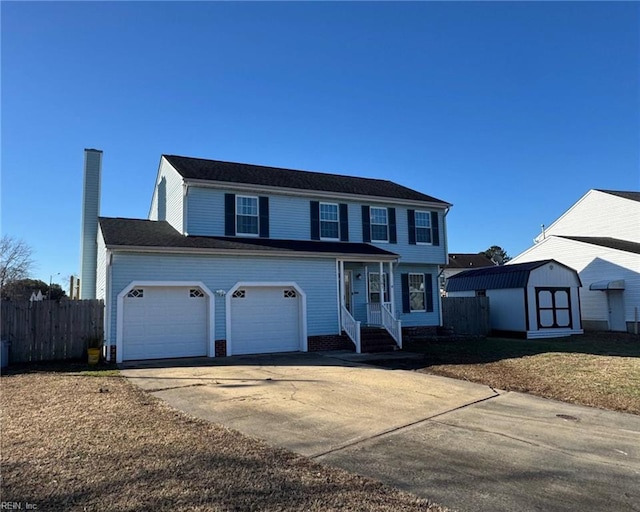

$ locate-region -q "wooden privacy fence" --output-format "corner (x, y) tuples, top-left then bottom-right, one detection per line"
(1, 300), (104, 363)
(442, 296), (490, 336)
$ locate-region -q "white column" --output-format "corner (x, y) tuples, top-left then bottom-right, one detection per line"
(379, 261), (384, 303)
(339, 260), (345, 319)
(388, 260), (395, 314)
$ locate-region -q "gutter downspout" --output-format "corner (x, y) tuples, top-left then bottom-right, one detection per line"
(104, 250), (112, 362)
(438, 207), (451, 328)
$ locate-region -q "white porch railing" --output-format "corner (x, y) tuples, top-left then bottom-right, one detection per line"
(380, 303), (402, 349)
(366, 302), (391, 325)
(341, 305), (361, 353)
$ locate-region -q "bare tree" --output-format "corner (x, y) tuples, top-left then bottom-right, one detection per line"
(0, 235), (34, 290)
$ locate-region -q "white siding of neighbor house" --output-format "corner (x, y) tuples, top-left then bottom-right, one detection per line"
(511, 236), (640, 326)
(185, 185), (448, 265)
(96, 229), (107, 301)
(148, 158), (185, 233)
(536, 190), (640, 243)
(106, 252), (338, 347)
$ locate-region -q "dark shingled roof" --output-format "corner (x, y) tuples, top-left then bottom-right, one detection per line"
(596, 190), (640, 203)
(99, 217), (399, 258)
(445, 253), (497, 269)
(557, 236), (640, 255)
(163, 155), (450, 205)
(445, 260), (574, 292)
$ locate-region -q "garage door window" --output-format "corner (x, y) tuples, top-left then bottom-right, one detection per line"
(232, 289), (246, 298)
(127, 289), (144, 298)
(189, 289), (205, 298)
(284, 289), (297, 298)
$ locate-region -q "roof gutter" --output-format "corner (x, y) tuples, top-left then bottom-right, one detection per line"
(104, 244), (399, 261)
(182, 177), (452, 209)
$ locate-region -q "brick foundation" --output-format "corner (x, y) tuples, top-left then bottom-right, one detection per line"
(215, 340), (227, 357)
(402, 326), (439, 340)
(307, 334), (354, 352)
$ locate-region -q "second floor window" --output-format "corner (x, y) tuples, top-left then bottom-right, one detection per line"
(370, 207), (388, 242)
(415, 211), (432, 244)
(320, 203), (339, 239)
(236, 195), (259, 235)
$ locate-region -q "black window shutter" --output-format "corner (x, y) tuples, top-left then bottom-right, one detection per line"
(310, 201), (320, 240)
(362, 205), (371, 242)
(389, 208), (397, 244)
(339, 203), (349, 241)
(425, 273), (434, 312)
(431, 211), (440, 246)
(225, 193), (235, 236)
(408, 209), (416, 245)
(259, 196), (269, 238)
(401, 273), (410, 313)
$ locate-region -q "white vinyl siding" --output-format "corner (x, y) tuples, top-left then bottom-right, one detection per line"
(149, 158), (185, 233)
(320, 202), (339, 240)
(370, 207), (388, 242)
(96, 229), (107, 301)
(535, 190), (640, 243)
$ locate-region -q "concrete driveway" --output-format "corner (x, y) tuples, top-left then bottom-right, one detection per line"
(122, 352), (640, 512)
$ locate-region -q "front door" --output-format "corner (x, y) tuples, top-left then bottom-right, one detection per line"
(607, 290), (626, 331)
(344, 270), (353, 313)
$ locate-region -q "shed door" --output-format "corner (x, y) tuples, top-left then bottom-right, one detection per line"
(122, 286), (208, 360)
(536, 288), (572, 329)
(230, 286), (301, 355)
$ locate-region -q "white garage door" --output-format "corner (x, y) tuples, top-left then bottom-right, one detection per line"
(230, 286), (301, 355)
(122, 286), (208, 361)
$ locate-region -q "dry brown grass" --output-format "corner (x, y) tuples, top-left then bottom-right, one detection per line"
(407, 331), (640, 414)
(1, 367), (446, 512)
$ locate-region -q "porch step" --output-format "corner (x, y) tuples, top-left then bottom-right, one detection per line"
(360, 327), (399, 353)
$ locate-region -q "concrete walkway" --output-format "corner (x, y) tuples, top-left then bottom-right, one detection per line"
(122, 352), (640, 512)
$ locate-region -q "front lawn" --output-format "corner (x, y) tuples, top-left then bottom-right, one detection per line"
(406, 331), (640, 414)
(1, 364), (446, 511)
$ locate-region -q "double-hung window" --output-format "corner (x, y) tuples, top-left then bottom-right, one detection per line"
(415, 211), (432, 244)
(236, 195), (259, 236)
(320, 203), (339, 240)
(370, 207), (388, 242)
(408, 274), (426, 312)
(368, 273), (389, 303)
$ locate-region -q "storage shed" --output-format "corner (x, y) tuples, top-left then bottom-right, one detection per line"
(446, 259), (583, 339)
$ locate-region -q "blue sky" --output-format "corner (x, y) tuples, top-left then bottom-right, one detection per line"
(2, 1), (638, 289)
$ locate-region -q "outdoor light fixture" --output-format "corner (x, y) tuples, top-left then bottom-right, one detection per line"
(215, 289), (227, 297)
(356, 273), (362, 280)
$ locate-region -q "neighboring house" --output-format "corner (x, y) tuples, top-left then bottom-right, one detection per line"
(441, 253), (496, 295)
(80, 150), (452, 363)
(446, 260), (583, 339)
(510, 189), (640, 332)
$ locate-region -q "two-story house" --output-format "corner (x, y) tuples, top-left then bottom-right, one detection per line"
(81, 151), (451, 363)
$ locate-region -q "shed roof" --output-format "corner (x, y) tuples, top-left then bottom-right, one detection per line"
(99, 217), (398, 258)
(163, 155), (450, 205)
(445, 260), (564, 292)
